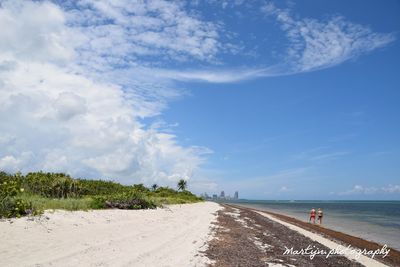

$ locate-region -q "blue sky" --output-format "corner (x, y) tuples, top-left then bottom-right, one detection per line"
(0, 0), (399, 199)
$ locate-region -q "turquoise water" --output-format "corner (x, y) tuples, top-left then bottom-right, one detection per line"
(227, 200), (400, 250)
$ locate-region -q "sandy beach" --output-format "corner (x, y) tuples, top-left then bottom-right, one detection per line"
(2, 202), (399, 267)
(0, 202), (221, 267)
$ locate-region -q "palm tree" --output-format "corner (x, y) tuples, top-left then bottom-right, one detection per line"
(177, 179), (187, 191)
(151, 183), (158, 191)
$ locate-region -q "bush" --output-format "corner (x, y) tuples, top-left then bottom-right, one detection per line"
(153, 186), (177, 197)
(0, 173), (36, 218)
(131, 183), (150, 193)
(0, 197), (34, 218)
(91, 190), (156, 210)
(79, 179), (128, 196)
(24, 172), (81, 198)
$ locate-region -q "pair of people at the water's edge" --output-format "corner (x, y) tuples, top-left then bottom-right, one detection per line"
(309, 208), (323, 224)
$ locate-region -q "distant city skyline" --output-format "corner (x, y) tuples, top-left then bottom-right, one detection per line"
(202, 190), (239, 201)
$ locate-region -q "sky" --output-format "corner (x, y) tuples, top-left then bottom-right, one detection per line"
(0, 0), (399, 200)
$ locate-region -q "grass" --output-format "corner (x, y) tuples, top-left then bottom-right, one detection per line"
(19, 194), (94, 211)
(18, 193), (203, 213)
(151, 196), (203, 205)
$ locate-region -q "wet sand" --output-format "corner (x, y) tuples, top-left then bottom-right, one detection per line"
(241, 205), (400, 267)
(206, 204), (399, 267)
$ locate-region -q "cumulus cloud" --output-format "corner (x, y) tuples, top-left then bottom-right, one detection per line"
(262, 2), (395, 73)
(0, 0), (218, 187)
(0, 1), (77, 63)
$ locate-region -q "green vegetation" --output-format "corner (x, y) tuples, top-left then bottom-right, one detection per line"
(0, 171), (202, 218)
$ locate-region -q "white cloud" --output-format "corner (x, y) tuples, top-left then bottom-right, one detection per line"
(65, 0), (221, 72)
(151, 67), (274, 83)
(279, 186), (290, 192)
(262, 2), (395, 73)
(54, 92), (87, 120)
(138, 2), (397, 83)
(339, 184), (400, 195)
(0, 0), (218, 188)
(0, 1), (78, 64)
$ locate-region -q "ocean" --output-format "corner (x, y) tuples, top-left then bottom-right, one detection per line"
(227, 200), (400, 250)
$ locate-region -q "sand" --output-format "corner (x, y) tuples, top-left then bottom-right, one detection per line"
(206, 204), (365, 267)
(255, 211), (388, 267)
(0, 202), (221, 267)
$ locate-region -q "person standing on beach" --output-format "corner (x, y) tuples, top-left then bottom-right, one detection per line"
(317, 208), (323, 224)
(309, 208), (316, 224)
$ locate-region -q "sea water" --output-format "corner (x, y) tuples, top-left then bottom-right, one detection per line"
(229, 200), (400, 250)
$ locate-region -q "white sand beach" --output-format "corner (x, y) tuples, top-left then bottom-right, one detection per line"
(0, 202), (221, 267)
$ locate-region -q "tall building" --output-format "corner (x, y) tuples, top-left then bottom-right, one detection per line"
(234, 191), (239, 199)
(220, 191), (225, 198)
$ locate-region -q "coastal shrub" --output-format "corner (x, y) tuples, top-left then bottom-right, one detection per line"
(132, 183), (150, 193)
(153, 187), (178, 197)
(0, 172), (36, 218)
(24, 172), (81, 198)
(91, 190), (156, 210)
(149, 187), (203, 204)
(1, 171), (202, 217)
(78, 179), (128, 196)
(0, 197), (34, 218)
(0, 175), (20, 199)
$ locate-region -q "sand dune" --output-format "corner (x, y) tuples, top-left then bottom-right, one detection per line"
(0, 202), (221, 267)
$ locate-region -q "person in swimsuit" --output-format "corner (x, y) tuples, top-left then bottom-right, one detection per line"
(309, 208), (316, 224)
(317, 208), (323, 224)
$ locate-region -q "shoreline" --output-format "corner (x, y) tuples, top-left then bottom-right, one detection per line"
(2, 201), (399, 266)
(226, 204), (400, 267)
(205, 203), (364, 266)
(228, 201), (400, 251)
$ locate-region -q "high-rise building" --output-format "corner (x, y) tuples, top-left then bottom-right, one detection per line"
(234, 191), (239, 199)
(212, 194), (218, 199)
(220, 191), (225, 198)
